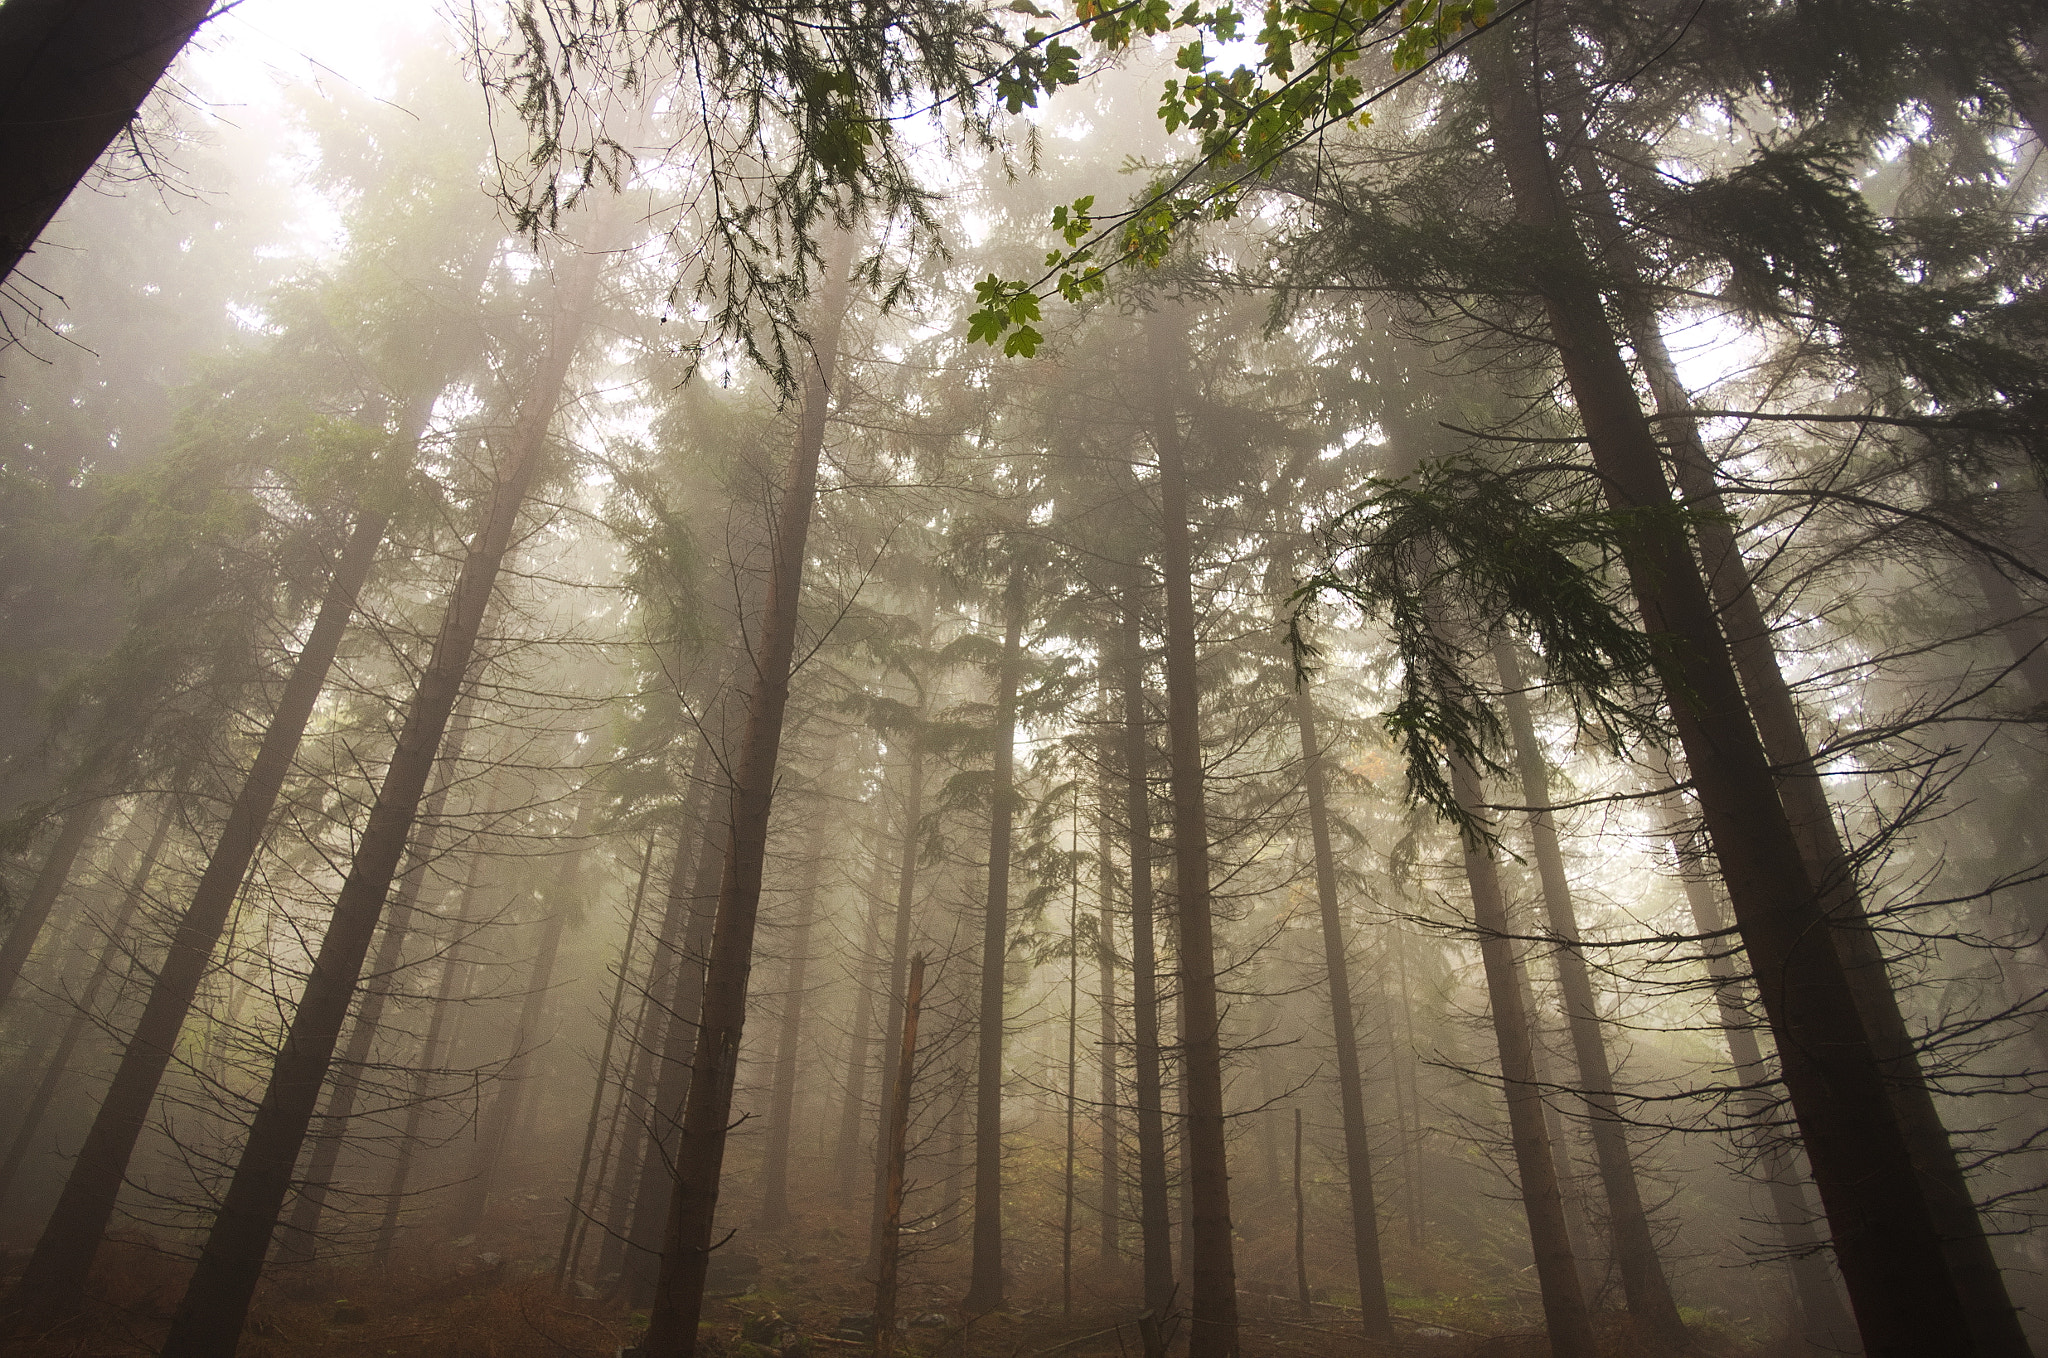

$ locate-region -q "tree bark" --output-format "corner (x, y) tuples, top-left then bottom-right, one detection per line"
(1120, 578), (1176, 1340)
(1292, 682), (1393, 1339)
(153, 228), (610, 1358)
(0, 0), (220, 284)
(1095, 742), (1122, 1271)
(869, 744), (927, 1268)
(0, 798), (107, 1012)
(965, 561), (1027, 1312)
(873, 954), (925, 1358)
(836, 834), (893, 1198)
(1144, 310), (1239, 1358)
(640, 231), (855, 1358)
(1486, 41), (1972, 1355)
(1449, 751), (1599, 1358)
(1493, 642), (1688, 1345)
(758, 819), (828, 1229)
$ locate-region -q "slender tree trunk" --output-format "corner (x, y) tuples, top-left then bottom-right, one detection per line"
(0, 0), (219, 284)
(1575, 128), (2030, 1356)
(1119, 598), (1176, 1337)
(836, 837), (893, 1198)
(1292, 1107), (1311, 1316)
(1144, 311), (1238, 1358)
(153, 228), (611, 1358)
(281, 699), (486, 1260)
(0, 799), (107, 1012)
(454, 775), (597, 1231)
(1292, 683), (1393, 1339)
(0, 805), (168, 1210)
(1494, 642), (1688, 1344)
(558, 836), (658, 1290)
(373, 840), (488, 1265)
(640, 232), (855, 1358)
(869, 746), (927, 1267)
(759, 821), (828, 1229)
(965, 562), (1027, 1312)
(1449, 751), (1599, 1358)
(1096, 750), (1122, 1270)
(1063, 797), (1080, 1319)
(1486, 41), (1973, 1355)
(1659, 788), (1860, 1353)
(873, 954), (925, 1358)
(7, 450), (411, 1313)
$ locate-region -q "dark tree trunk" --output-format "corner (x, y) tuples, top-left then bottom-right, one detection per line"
(836, 834), (893, 1198)
(0, 805), (168, 1210)
(1095, 750), (1122, 1270)
(1494, 642), (1688, 1345)
(1292, 1107), (1310, 1316)
(0, 0), (219, 283)
(758, 820), (828, 1229)
(1486, 43), (1972, 1355)
(964, 562), (1027, 1312)
(873, 954), (925, 1358)
(639, 233), (855, 1358)
(1292, 683), (1392, 1339)
(1143, 311), (1239, 1358)
(1448, 752), (1599, 1358)
(1659, 788), (1860, 1353)
(558, 835), (658, 1290)
(153, 230), (610, 1358)
(1119, 590), (1176, 1337)
(869, 745), (927, 1267)
(0, 799), (106, 1012)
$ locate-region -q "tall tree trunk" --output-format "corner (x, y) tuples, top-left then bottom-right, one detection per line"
(281, 698), (486, 1260)
(869, 745), (928, 1268)
(965, 562), (1027, 1312)
(1292, 1106), (1310, 1316)
(1486, 40), (1973, 1355)
(558, 835), (658, 1290)
(873, 954), (926, 1358)
(640, 232), (855, 1358)
(7, 423), (418, 1313)
(1120, 593), (1176, 1337)
(153, 227), (611, 1358)
(1659, 788), (1860, 1353)
(1063, 796), (1081, 1318)
(758, 820), (828, 1229)
(0, 805), (168, 1209)
(1573, 124), (2031, 1356)
(0, 0), (219, 284)
(1094, 739), (1123, 1271)
(0, 799), (107, 1012)
(1449, 751), (1599, 1358)
(1493, 642), (1688, 1345)
(1143, 311), (1239, 1358)
(836, 835), (894, 1198)
(1292, 682), (1393, 1339)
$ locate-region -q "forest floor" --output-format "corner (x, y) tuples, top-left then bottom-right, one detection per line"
(2, 1183), (1787, 1357)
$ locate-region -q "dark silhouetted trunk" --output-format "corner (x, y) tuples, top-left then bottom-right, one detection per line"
(1120, 592), (1176, 1339)
(1292, 1107), (1310, 1316)
(1293, 682), (1392, 1339)
(1487, 46), (1972, 1355)
(640, 232), (855, 1358)
(0, 0), (219, 283)
(1448, 751), (1598, 1358)
(759, 821), (828, 1229)
(558, 835), (658, 1289)
(836, 837), (893, 1198)
(1096, 751), (1121, 1270)
(1494, 642), (1688, 1346)
(1144, 311), (1238, 1358)
(873, 953), (925, 1358)
(1659, 788), (1860, 1353)
(0, 804), (168, 1210)
(965, 562), (1026, 1313)
(153, 229), (610, 1358)
(1063, 803), (1080, 1318)
(869, 745), (927, 1267)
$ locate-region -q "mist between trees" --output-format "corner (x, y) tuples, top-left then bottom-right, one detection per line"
(0, 3), (2045, 1358)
